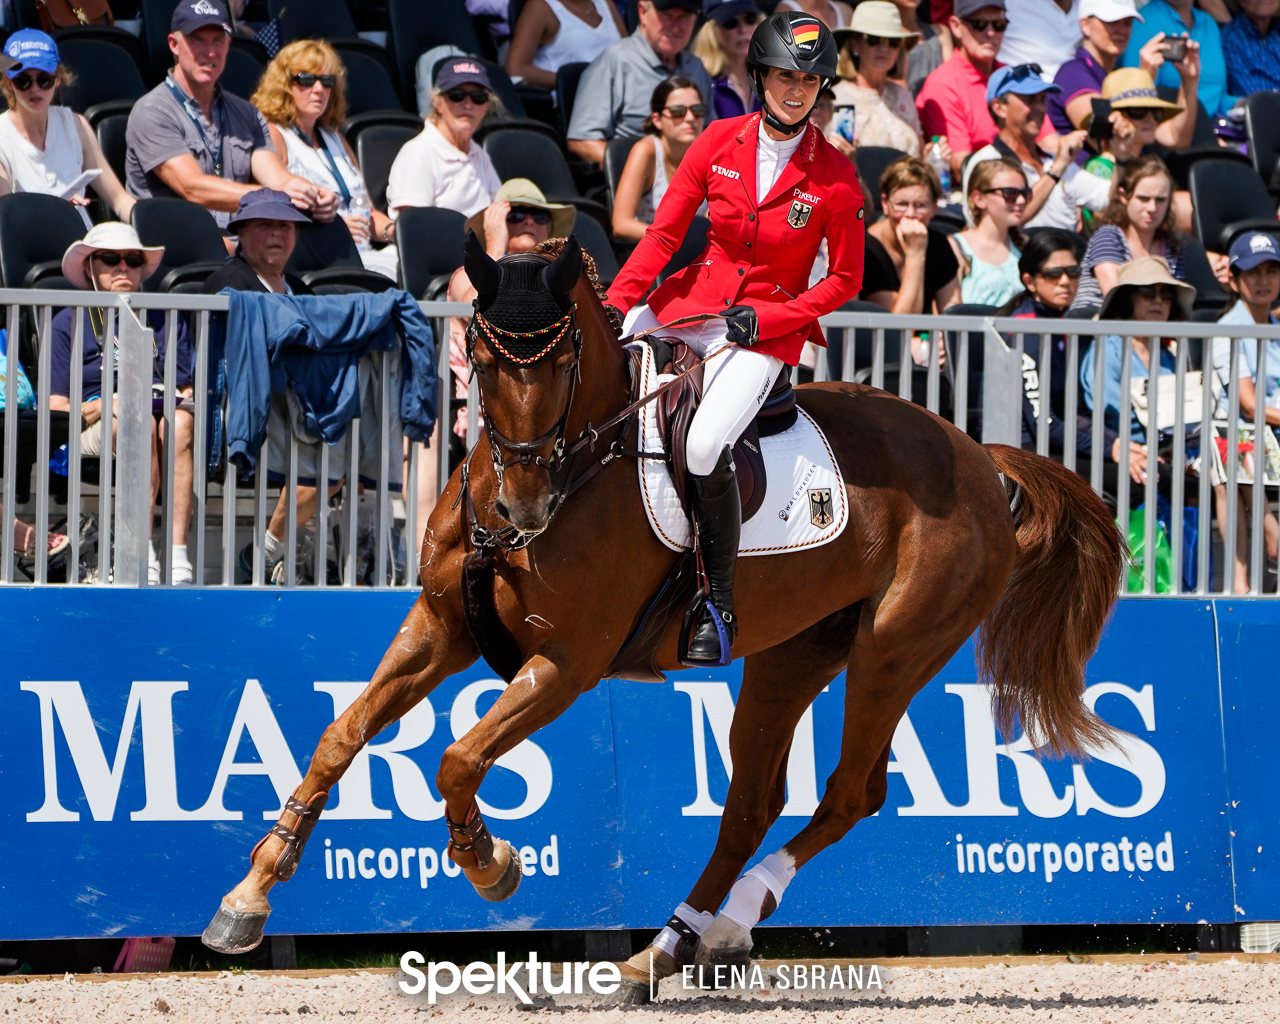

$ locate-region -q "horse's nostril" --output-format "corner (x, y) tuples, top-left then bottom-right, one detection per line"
(495, 499), (510, 522)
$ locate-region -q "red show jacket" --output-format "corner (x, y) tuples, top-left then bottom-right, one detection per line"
(606, 112), (865, 366)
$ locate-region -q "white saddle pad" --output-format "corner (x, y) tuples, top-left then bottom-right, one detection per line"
(629, 341), (849, 556)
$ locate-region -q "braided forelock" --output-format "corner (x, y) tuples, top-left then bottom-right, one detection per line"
(532, 237), (623, 336)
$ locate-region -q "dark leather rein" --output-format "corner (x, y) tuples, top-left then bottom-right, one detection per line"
(456, 306), (723, 553)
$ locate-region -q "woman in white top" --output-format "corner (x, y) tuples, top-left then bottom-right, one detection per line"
(829, 2), (925, 156)
(253, 40), (398, 279)
(612, 76), (706, 241)
(505, 0), (626, 91)
(386, 57), (503, 220)
(0, 29), (133, 219)
(776, 0), (852, 29)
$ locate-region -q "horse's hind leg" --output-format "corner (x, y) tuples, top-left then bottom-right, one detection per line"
(614, 603), (861, 1003)
(202, 595), (476, 954)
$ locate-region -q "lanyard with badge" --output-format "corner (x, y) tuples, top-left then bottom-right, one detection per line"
(291, 126), (351, 206)
(166, 77), (228, 176)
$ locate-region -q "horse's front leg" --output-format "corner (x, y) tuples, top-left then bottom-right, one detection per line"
(202, 594), (477, 953)
(436, 652), (595, 902)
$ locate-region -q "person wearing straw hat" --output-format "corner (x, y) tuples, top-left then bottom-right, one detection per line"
(47, 223), (194, 584)
(829, 1), (925, 155)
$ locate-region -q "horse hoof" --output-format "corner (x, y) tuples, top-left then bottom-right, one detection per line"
(201, 902), (269, 954)
(473, 840), (522, 903)
(694, 942), (752, 970)
(694, 914), (753, 973)
(609, 978), (653, 1005)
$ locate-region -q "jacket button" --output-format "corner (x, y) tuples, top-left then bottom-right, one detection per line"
(745, 241), (751, 247)
(738, 267), (745, 275)
(748, 214), (755, 221)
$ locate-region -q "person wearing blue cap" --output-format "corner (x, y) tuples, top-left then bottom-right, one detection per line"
(960, 62), (1109, 231)
(0, 29), (135, 220)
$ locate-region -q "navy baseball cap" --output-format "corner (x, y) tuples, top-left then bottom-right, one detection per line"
(4, 29), (58, 78)
(171, 0), (232, 35)
(986, 62), (1063, 102)
(227, 188), (311, 233)
(1229, 231), (1280, 271)
(702, 0), (761, 24)
(434, 57), (492, 92)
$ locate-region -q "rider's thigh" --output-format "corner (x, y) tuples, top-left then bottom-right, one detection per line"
(686, 347), (785, 476)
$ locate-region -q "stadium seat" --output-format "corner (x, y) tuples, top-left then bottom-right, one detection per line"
(230, 35), (271, 72)
(53, 26), (149, 85)
(823, 299), (904, 383)
(341, 51), (404, 119)
(57, 38), (147, 113)
(220, 45), (264, 100)
(0, 193), (85, 289)
(569, 214), (619, 285)
(287, 217), (398, 292)
(605, 135), (638, 208)
(358, 123), (419, 213)
(396, 206), (467, 300)
(139, 0), (181, 83)
(387, 0), (483, 110)
(555, 61), (588, 141)
(1245, 91), (1280, 195)
(483, 128), (578, 196)
(1182, 235), (1231, 313)
(332, 39), (398, 84)
(854, 146), (907, 216)
(269, 0), (357, 41)
(96, 113), (129, 185)
(131, 198), (228, 293)
(1187, 158), (1280, 254)
(345, 110), (421, 151)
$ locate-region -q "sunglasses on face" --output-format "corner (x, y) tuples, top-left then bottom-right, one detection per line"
(13, 72), (56, 91)
(93, 251), (146, 269)
(984, 186), (1031, 203)
(444, 87), (490, 105)
(1038, 264), (1082, 280)
(1134, 284), (1177, 301)
(292, 73), (336, 89)
(852, 32), (901, 48)
(1121, 106), (1161, 121)
(663, 103), (707, 119)
(723, 12), (761, 29)
(962, 16), (1010, 33)
(507, 207), (551, 225)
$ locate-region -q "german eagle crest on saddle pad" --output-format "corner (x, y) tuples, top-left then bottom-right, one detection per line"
(808, 487), (834, 527)
(787, 199), (813, 229)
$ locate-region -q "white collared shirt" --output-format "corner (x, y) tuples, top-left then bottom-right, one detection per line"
(755, 125), (804, 205)
(385, 119), (502, 220)
(997, 0), (1083, 82)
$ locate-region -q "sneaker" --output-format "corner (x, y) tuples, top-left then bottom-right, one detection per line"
(172, 561), (193, 586)
(147, 560), (161, 585)
(268, 560), (287, 585)
(238, 542), (282, 583)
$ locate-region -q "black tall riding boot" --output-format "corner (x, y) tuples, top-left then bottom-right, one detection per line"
(686, 446), (741, 663)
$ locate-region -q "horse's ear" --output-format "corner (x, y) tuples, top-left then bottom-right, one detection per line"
(464, 229), (501, 301)
(543, 235), (582, 300)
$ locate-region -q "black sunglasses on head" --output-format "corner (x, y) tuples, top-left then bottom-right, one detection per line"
(292, 73), (336, 89)
(962, 16), (1009, 32)
(507, 207), (551, 225)
(13, 71), (56, 91)
(444, 87), (491, 105)
(1038, 264), (1082, 280)
(93, 251), (146, 269)
(1006, 62), (1044, 80)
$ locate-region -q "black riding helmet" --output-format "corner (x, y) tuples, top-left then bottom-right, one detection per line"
(746, 11), (839, 137)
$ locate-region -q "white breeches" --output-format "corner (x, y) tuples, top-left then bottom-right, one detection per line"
(624, 306), (786, 477)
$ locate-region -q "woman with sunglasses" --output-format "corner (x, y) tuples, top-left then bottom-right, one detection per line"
(0, 30), (134, 220)
(949, 157), (1027, 307)
(505, 0), (625, 92)
(612, 76), (708, 241)
(693, 0), (763, 120)
(386, 59), (503, 222)
(828, 2), (926, 156)
(253, 41), (397, 279)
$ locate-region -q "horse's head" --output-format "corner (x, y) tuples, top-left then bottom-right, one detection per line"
(464, 229), (584, 535)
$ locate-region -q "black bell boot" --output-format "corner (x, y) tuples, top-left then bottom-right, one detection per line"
(686, 447), (741, 664)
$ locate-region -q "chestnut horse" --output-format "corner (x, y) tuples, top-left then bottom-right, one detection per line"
(203, 236), (1122, 1000)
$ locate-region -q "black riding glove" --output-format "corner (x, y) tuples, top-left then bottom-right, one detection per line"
(722, 304), (758, 348)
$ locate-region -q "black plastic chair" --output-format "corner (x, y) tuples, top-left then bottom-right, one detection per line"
(483, 128), (578, 196)
(345, 109), (421, 151)
(54, 25), (150, 85)
(823, 299), (904, 383)
(387, 0), (483, 110)
(339, 50), (403, 118)
(854, 146), (907, 216)
(1187, 158), (1280, 254)
(220, 46), (265, 100)
(332, 39), (398, 84)
(555, 61), (588, 141)
(604, 135), (639, 207)
(57, 38), (147, 113)
(286, 217), (398, 292)
(397, 206), (467, 300)
(0, 193), (85, 288)
(1245, 90), (1280, 194)
(1182, 234), (1232, 312)
(131, 197), (228, 293)
(269, 0), (357, 40)
(139, 0), (181, 83)
(569, 214), (619, 285)
(358, 123), (419, 213)
(96, 112), (129, 185)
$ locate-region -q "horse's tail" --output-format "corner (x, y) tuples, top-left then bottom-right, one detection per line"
(977, 444), (1125, 759)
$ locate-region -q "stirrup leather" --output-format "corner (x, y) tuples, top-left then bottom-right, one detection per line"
(252, 790), (329, 881)
(446, 802), (495, 870)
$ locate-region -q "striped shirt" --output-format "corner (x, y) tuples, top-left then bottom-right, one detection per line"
(1069, 225), (1188, 313)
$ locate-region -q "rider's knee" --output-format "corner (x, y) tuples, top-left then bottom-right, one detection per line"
(686, 432), (724, 478)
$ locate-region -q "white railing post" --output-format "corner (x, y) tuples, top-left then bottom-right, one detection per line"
(113, 303), (154, 587)
(981, 319), (1020, 446)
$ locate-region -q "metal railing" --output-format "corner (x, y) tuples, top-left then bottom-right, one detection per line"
(4, 294), (1279, 596)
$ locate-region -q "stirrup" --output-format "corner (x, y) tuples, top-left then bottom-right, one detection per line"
(678, 589), (734, 667)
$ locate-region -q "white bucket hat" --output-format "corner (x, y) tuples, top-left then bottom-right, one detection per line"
(62, 222), (164, 291)
(834, 1), (920, 47)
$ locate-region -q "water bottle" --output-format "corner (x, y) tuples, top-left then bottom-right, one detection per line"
(346, 192), (373, 252)
(926, 136), (952, 196)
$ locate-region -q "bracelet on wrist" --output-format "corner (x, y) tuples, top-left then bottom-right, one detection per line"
(1046, 169), (1062, 183)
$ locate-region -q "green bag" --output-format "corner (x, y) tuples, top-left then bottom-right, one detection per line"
(1124, 505), (1173, 594)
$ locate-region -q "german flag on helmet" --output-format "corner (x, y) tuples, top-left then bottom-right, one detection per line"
(789, 15), (823, 55)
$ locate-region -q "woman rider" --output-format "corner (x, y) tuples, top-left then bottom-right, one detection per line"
(606, 10), (865, 664)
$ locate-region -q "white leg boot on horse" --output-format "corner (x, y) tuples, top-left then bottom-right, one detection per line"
(202, 595), (479, 954)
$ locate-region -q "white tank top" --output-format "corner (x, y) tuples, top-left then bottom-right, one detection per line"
(777, 0), (850, 28)
(635, 135), (666, 224)
(0, 107), (85, 198)
(280, 123), (370, 208)
(533, 0), (622, 75)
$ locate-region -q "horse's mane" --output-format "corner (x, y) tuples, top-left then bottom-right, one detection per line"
(533, 237), (623, 336)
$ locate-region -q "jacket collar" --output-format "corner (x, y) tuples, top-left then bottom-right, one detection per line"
(732, 114), (818, 209)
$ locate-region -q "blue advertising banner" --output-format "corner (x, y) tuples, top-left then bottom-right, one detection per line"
(0, 590), (1261, 939)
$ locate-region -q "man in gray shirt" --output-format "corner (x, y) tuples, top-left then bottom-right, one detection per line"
(567, 0), (714, 166)
(125, 0), (335, 231)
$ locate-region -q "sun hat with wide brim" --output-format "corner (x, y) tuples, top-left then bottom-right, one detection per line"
(62, 222), (164, 291)
(1098, 255), (1196, 322)
(465, 178), (576, 249)
(833, 1), (920, 48)
(227, 187), (312, 233)
(1101, 67), (1183, 121)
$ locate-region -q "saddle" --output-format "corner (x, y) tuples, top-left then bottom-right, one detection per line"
(645, 337), (797, 523)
